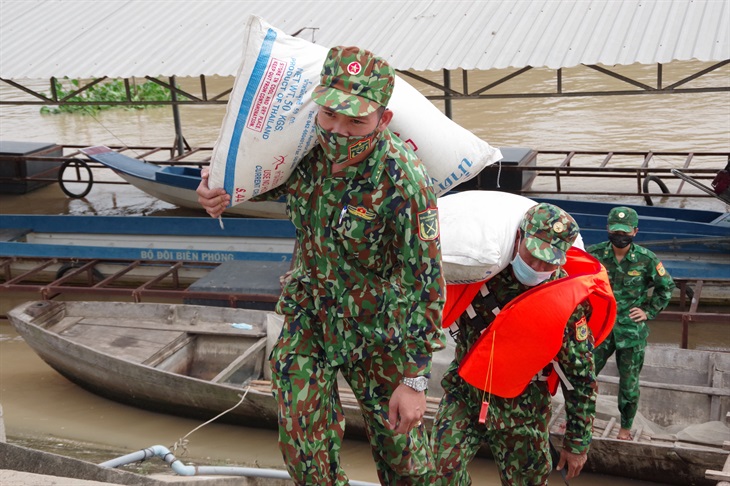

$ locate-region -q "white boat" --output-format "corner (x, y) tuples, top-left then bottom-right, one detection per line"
(80, 145), (287, 218)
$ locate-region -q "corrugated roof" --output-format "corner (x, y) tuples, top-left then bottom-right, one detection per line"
(1, 0), (728, 79)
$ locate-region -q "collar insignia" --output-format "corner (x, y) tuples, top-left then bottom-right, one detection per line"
(348, 139), (371, 159)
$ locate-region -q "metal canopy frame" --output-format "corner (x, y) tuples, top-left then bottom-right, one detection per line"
(1, 60), (728, 154)
(2, 60), (728, 107)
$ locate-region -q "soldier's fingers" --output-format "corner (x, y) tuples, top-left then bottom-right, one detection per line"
(567, 463), (583, 480)
(387, 407), (399, 431)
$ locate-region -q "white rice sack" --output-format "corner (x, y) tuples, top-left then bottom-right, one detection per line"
(209, 15), (326, 204)
(439, 191), (585, 283)
(439, 191), (537, 284)
(209, 15), (502, 205)
(388, 76), (503, 195)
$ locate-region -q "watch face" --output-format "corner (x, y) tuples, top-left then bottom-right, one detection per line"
(404, 376), (428, 391)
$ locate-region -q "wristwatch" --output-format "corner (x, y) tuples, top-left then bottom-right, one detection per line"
(401, 376), (429, 392)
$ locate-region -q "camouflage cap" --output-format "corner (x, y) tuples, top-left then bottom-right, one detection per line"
(607, 206), (638, 232)
(520, 203), (579, 265)
(311, 46), (395, 117)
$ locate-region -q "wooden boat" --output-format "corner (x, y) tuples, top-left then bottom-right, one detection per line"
(5, 300), (385, 439)
(8, 300), (729, 485)
(553, 346), (730, 485)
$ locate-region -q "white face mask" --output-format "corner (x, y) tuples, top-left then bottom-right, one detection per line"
(511, 236), (555, 286)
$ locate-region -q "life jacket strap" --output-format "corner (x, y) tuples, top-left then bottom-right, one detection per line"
(464, 285), (501, 334)
(531, 360), (574, 391)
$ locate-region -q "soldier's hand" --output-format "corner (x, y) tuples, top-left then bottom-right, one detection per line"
(387, 384), (425, 435)
(628, 307), (648, 322)
(556, 449), (587, 480)
(197, 168), (231, 218)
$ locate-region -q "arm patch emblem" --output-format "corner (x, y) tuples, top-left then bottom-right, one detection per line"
(656, 262), (666, 276)
(418, 208), (439, 241)
(575, 316), (588, 342)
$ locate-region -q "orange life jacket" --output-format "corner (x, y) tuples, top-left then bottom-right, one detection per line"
(449, 247), (616, 398)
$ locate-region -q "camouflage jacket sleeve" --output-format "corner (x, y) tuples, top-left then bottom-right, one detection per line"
(393, 184), (446, 378)
(642, 250), (675, 320)
(555, 299), (596, 454)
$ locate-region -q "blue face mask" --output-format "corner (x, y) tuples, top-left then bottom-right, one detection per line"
(511, 239), (555, 287)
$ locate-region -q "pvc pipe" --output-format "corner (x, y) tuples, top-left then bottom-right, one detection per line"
(99, 444), (379, 486)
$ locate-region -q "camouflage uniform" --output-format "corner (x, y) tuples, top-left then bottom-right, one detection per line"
(431, 204), (597, 486)
(258, 46), (446, 485)
(587, 207), (675, 431)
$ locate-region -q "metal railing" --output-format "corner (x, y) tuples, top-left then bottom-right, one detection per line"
(2, 256), (728, 349)
(2, 145), (728, 203)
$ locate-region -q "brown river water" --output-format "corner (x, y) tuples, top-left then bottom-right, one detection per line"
(1, 61), (729, 484)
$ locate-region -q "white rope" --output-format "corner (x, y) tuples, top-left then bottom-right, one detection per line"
(171, 386), (251, 455)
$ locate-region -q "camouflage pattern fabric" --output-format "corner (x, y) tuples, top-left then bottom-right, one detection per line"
(593, 333), (646, 430)
(607, 206), (639, 232)
(520, 203), (579, 265)
(314, 116), (383, 165)
(312, 46), (395, 117)
(431, 267), (595, 485)
(259, 128), (445, 484)
(270, 311), (435, 484)
(587, 241), (675, 348)
(588, 240), (674, 432)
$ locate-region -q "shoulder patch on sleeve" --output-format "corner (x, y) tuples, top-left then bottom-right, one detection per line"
(418, 208), (439, 241)
(656, 262), (666, 276)
(575, 315), (588, 342)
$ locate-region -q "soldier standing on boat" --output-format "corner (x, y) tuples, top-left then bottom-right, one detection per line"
(588, 206), (675, 441)
(197, 46), (445, 485)
(432, 203), (613, 484)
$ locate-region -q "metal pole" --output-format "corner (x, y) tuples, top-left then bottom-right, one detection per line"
(443, 69), (452, 119)
(170, 76), (185, 156)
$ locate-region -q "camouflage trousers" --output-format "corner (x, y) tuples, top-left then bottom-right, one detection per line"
(269, 316), (435, 485)
(594, 333), (646, 430)
(431, 366), (552, 486)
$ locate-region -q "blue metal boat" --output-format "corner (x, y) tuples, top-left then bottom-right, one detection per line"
(0, 214), (295, 263)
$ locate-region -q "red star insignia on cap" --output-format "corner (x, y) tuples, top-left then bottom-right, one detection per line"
(347, 61), (362, 75)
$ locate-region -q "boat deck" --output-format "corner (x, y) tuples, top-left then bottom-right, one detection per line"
(0, 257), (284, 308)
(2, 255), (728, 350)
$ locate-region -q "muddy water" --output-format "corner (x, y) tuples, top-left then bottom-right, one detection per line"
(0, 61), (728, 484)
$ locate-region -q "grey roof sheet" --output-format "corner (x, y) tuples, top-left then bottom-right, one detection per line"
(1, 0), (728, 79)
